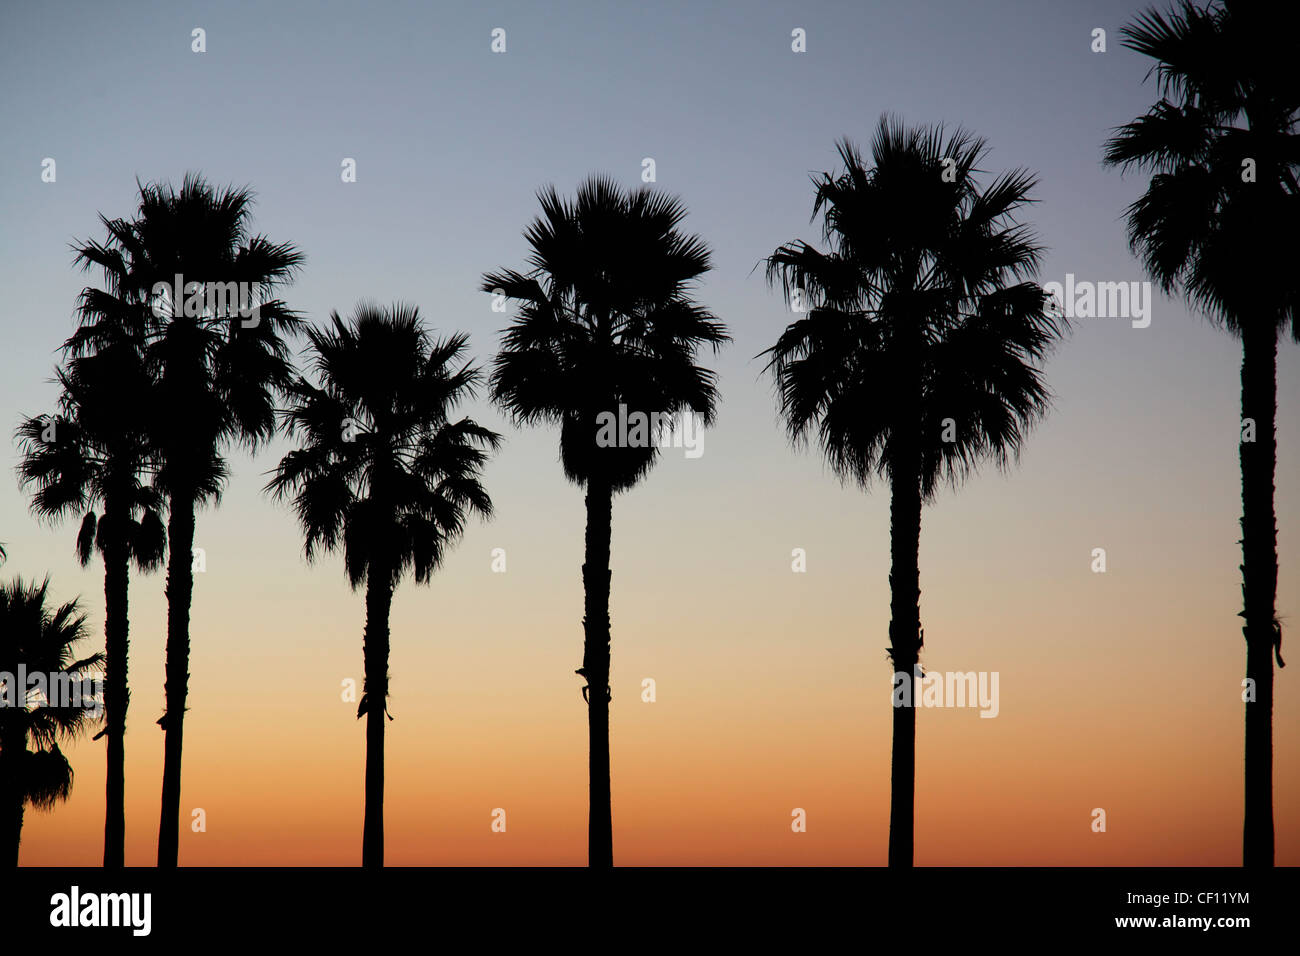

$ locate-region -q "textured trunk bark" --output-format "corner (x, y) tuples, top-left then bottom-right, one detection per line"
(581, 475), (614, 868)
(1240, 323), (1278, 868)
(886, 454), (922, 869)
(157, 496), (196, 868)
(103, 499), (131, 868)
(361, 557), (394, 868)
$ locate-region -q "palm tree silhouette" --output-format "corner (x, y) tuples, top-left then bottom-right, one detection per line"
(1102, 0), (1298, 868)
(64, 173), (304, 867)
(0, 576), (104, 866)
(764, 118), (1065, 867)
(16, 338), (165, 868)
(267, 303), (499, 867)
(484, 176), (727, 867)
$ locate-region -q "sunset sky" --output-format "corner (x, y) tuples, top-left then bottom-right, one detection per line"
(0, 0), (1295, 866)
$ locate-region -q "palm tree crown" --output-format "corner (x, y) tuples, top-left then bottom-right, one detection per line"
(0, 577), (102, 756)
(268, 303), (500, 594)
(0, 577), (103, 865)
(484, 175), (728, 491)
(16, 344), (165, 574)
(1102, 0), (1300, 339)
(764, 118), (1064, 499)
(68, 172), (305, 497)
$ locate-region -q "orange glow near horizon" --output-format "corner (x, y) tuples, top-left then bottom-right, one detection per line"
(13, 474), (1300, 866)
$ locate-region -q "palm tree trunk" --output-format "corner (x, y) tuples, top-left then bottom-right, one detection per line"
(1240, 322), (1278, 868)
(361, 559), (394, 868)
(886, 445), (923, 869)
(581, 475), (614, 868)
(157, 495), (196, 868)
(103, 500), (131, 868)
(0, 729), (24, 866)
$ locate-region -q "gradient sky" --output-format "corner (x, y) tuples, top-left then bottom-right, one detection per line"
(0, 0), (1295, 865)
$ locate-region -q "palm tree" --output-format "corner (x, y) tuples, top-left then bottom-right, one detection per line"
(267, 303), (499, 867)
(764, 118), (1065, 867)
(1102, 1), (1298, 867)
(66, 173), (304, 866)
(0, 576), (104, 865)
(484, 176), (727, 867)
(16, 340), (165, 868)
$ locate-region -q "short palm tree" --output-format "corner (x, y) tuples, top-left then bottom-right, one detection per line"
(0, 577), (104, 866)
(67, 173), (304, 866)
(267, 303), (499, 868)
(1102, 0), (1298, 868)
(16, 340), (164, 868)
(484, 176), (727, 867)
(764, 118), (1065, 867)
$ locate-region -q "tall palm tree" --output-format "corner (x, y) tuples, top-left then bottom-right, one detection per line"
(484, 176), (727, 867)
(0, 576), (104, 866)
(764, 118), (1065, 867)
(16, 339), (165, 868)
(1102, 1), (1298, 868)
(66, 173), (304, 866)
(267, 304), (499, 867)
